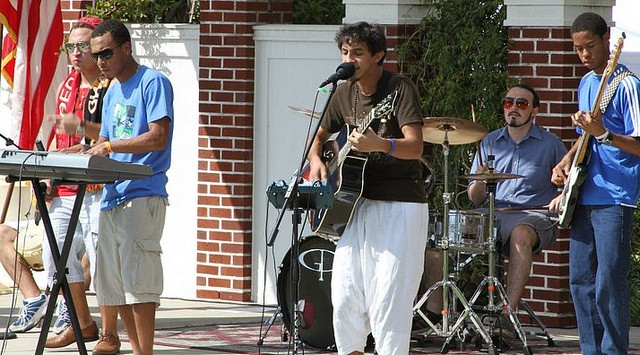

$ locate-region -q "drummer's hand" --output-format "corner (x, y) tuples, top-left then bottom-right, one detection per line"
(474, 163), (489, 175)
(548, 195), (563, 215)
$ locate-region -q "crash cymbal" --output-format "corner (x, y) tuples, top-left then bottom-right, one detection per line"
(288, 106), (321, 119)
(459, 171), (524, 181)
(422, 117), (488, 145)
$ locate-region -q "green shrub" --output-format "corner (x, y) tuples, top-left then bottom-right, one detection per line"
(397, 0), (511, 210)
(293, 0), (344, 24)
(86, 0), (199, 23)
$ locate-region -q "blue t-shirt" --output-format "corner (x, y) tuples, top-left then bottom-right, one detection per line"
(576, 64), (640, 206)
(99, 65), (174, 210)
(470, 124), (567, 208)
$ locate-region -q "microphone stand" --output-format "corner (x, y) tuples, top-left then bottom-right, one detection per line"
(265, 81), (338, 353)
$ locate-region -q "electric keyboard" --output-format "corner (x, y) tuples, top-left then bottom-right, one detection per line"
(0, 149), (153, 183)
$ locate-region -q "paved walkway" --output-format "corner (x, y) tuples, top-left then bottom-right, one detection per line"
(0, 293), (266, 354)
(0, 292), (637, 354)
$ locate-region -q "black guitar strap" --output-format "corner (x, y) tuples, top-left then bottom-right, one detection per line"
(368, 70), (392, 134)
(599, 68), (636, 114)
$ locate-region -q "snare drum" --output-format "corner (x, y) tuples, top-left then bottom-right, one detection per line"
(429, 210), (492, 253)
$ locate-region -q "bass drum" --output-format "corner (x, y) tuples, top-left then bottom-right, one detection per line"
(277, 236), (336, 350)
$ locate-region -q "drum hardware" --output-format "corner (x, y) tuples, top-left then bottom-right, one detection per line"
(413, 123), (497, 354)
(461, 158), (533, 355)
(422, 117), (488, 145)
(459, 171), (524, 181)
(257, 306), (286, 346)
(265, 82), (341, 354)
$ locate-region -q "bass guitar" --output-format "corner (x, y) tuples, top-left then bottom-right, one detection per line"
(309, 91), (398, 238)
(557, 34), (625, 229)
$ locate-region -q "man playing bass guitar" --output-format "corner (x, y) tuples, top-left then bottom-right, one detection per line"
(307, 22), (428, 355)
(549, 12), (640, 355)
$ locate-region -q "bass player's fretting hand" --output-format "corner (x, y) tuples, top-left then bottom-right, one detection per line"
(572, 110), (607, 138)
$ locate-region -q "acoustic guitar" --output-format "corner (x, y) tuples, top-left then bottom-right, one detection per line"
(309, 91), (398, 238)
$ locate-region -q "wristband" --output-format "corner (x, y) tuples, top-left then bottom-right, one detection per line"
(104, 141), (113, 153)
(594, 130), (609, 142)
(386, 139), (396, 156)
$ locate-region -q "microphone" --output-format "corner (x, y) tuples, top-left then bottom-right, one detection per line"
(319, 63), (356, 87)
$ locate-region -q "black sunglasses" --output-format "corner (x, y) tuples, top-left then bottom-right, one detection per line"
(502, 97), (530, 110)
(91, 42), (125, 62)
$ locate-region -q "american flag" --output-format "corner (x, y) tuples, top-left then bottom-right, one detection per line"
(0, 0), (67, 150)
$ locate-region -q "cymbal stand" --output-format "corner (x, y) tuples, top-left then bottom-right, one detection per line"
(413, 128), (496, 354)
(466, 158), (531, 355)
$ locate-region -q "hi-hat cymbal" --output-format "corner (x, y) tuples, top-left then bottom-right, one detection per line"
(288, 106), (321, 119)
(422, 117), (487, 145)
(459, 171), (524, 182)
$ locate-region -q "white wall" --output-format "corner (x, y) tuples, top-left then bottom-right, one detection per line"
(613, 0), (640, 75)
(253, 25), (340, 305)
(129, 24), (200, 299)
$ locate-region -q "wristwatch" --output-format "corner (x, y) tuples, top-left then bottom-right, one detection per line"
(597, 130), (614, 145)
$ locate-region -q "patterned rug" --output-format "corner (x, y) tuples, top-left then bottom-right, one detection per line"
(152, 321), (640, 354)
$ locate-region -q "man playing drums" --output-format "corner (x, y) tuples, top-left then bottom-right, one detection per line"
(467, 84), (566, 337)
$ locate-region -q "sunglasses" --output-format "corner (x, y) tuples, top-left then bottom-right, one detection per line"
(91, 42), (125, 62)
(64, 41), (90, 54)
(502, 97), (530, 110)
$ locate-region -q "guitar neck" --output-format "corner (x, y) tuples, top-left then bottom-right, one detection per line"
(329, 103), (381, 171)
(572, 131), (591, 166)
(572, 35), (625, 166)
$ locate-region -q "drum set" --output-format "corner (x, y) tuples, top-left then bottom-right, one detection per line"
(266, 109), (554, 354)
(412, 116), (552, 355)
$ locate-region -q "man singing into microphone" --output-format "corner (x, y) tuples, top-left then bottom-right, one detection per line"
(468, 84), (566, 337)
(307, 22), (428, 354)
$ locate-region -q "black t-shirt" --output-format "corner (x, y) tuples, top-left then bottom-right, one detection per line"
(320, 71), (427, 203)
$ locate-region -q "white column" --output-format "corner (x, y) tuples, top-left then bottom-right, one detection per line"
(343, 0), (428, 25)
(504, 0), (615, 27)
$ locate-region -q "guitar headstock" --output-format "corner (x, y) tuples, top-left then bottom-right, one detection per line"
(603, 32), (625, 78)
(374, 90), (399, 118)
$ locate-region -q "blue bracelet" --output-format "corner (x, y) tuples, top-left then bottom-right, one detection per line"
(387, 139), (396, 156)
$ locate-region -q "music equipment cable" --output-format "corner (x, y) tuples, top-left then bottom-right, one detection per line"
(260, 88), (328, 354)
(1, 152), (38, 354)
(257, 200), (285, 354)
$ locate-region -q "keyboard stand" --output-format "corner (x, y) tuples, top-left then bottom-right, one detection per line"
(19, 177), (89, 355)
(0, 149), (153, 354)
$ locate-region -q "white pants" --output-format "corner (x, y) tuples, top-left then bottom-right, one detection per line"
(331, 198), (428, 355)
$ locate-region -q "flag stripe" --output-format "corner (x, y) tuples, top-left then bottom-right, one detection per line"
(2, 0), (65, 150)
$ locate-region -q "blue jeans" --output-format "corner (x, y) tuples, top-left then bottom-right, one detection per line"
(570, 205), (633, 355)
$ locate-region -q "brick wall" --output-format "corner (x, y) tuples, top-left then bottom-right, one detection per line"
(382, 24), (418, 72)
(60, 1), (94, 31)
(197, 0), (293, 302)
(506, 27), (588, 328)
